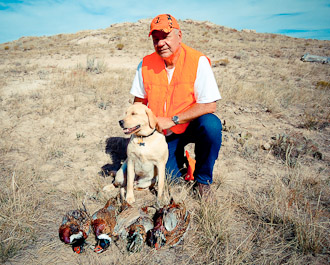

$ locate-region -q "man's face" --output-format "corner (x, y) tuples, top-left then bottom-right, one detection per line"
(151, 29), (182, 58)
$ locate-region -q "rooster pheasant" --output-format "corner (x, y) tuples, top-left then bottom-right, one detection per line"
(147, 198), (190, 249)
(91, 197), (118, 253)
(58, 207), (91, 254)
(110, 202), (154, 253)
(126, 206), (154, 252)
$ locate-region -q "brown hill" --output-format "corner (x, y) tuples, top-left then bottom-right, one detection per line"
(0, 19), (329, 264)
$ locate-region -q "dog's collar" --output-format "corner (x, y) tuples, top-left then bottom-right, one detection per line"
(137, 129), (157, 146)
(143, 129), (157, 138)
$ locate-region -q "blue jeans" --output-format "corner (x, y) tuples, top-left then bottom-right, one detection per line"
(165, 113), (222, 185)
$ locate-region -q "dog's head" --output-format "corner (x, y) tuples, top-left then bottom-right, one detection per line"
(119, 103), (157, 136)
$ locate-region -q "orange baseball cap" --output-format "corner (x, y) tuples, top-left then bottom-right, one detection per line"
(149, 14), (180, 36)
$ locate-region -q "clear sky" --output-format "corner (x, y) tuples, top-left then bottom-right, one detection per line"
(1, 0), (329, 44)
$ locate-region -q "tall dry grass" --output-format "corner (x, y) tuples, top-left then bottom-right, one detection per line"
(0, 167), (44, 262)
(188, 160), (329, 264)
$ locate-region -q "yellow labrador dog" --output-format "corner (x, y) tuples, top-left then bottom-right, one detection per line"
(114, 103), (168, 203)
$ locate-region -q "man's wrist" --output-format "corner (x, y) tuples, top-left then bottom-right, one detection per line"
(171, 115), (180, 125)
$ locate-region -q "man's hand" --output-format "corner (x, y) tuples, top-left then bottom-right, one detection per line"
(156, 117), (175, 132)
(134, 96), (217, 134)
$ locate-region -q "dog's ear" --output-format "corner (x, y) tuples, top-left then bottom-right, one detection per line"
(145, 108), (157, 129)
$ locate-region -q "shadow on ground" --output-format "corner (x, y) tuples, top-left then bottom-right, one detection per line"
(100, 137), (129, 177)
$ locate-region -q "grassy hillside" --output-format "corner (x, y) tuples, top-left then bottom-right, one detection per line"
(0, 19), (329, 264)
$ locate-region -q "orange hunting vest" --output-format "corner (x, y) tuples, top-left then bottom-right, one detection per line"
(142, 43), (211, 134)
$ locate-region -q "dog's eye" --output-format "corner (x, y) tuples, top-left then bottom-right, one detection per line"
(131, 112), (136, 115)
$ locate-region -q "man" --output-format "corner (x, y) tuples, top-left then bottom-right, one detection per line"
(130, 14), (222, 197)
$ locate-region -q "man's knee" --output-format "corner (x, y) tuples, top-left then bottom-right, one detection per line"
(195, 114), (222, 142)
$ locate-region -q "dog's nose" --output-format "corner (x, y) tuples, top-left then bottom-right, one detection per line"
(119, 120), (124, 128)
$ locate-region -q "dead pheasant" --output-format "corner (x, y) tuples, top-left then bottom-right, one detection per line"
(58, 207), (91, 254)
(91, 197), (118, 253)
(147, 198), (190, 250)
(126, 206), (154, 252)
(110, 202), (154, 252)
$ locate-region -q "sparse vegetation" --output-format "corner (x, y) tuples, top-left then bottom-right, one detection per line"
(271, 133), (322, 166)
(299, 109), (329, 131)
(86, 56), (107, 74)
(213, 58), (230, 67)
(0, 168), (44, 263)
(116, 43), (124, 50)
(0, 19), (329, 264)
(76, 132), (86, 140)
(316, 80), (330, 90)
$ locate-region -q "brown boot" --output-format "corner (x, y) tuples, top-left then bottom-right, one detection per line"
(195, 182), (212, 201)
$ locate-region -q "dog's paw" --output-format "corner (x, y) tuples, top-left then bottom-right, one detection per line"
(126, 196), (135, 204)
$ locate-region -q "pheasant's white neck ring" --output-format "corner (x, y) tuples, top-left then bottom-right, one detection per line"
(70, 231), (83, 243)
(98, 234), (112, 242)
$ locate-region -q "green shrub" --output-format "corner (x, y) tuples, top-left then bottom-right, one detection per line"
(116, 43), (124, 50)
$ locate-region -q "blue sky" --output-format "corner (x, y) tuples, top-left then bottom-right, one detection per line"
(0, 0), (329, 44)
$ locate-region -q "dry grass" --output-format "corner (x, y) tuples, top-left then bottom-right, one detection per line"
(181, 160), (329, 265)
(0, 167), (43, 262)
(0, 19), (329, 264)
